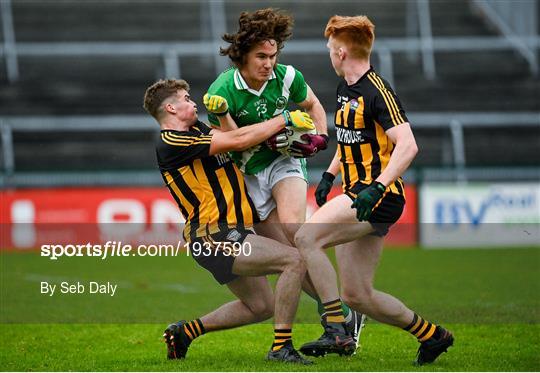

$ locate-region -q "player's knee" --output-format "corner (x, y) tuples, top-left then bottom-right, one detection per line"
(293, 227), (314, 252)
(252, 300), (274, 321)
(342, 287), (374, 310)
(244, 296), (274, 321)
(282, 223), (301, 245)
(283, 249), (306, 274)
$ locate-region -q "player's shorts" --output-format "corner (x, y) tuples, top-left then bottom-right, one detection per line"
(243, 155), (307, 220)
(190, 227), (254, 285)
(345, 183), (405, 237)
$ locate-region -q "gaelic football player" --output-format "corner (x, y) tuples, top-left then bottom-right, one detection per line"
(144, 78), (315, 364)
(204, 8), (365, 351)
(295, 15), (454, 364)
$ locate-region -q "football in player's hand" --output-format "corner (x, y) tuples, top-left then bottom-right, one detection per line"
(278, 126), (317, 157)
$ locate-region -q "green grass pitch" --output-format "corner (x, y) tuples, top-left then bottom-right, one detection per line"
(1, 247), (539, 371)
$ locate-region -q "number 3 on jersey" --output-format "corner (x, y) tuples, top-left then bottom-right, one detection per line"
(255, 99), (268, 119)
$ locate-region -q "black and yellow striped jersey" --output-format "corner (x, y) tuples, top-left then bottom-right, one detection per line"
(156, 121), (259, 242)
(334, 67), (408, 197)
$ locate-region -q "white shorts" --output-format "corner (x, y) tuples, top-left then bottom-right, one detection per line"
(244, 155), (307, 221)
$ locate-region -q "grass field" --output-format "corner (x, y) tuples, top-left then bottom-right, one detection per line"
(1, 247), (539, 371)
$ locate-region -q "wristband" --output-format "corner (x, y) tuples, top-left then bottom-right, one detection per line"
(282, 111), (291, 125)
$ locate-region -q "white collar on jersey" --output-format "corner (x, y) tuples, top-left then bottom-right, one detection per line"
(234, 69), (276, 96)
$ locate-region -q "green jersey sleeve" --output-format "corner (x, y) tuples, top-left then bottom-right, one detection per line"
(289, 68), (308, 103)
(207, 113), (218, 126)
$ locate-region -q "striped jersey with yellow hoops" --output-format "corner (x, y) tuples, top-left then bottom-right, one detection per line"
(334, 67), (409, 197)
(156, 121), (259, 242)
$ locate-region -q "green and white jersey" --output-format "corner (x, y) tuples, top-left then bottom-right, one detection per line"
(207, 63), (308, 175)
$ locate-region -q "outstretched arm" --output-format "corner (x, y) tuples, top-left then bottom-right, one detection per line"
(209, 111), (315, 156)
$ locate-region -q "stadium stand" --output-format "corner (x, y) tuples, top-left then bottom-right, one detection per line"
(0, 0), (538, 183)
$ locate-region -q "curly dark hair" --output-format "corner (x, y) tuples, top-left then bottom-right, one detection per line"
(220, 8), (293, 67)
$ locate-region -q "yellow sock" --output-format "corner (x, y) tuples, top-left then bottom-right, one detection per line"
(183, 319), (205, 341)
(403, 313), (437, 342)
(324, 299), (346, 323)
(271, 328), (292, 351)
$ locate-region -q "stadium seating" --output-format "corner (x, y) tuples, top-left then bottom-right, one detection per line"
(0, 1), (538, 174)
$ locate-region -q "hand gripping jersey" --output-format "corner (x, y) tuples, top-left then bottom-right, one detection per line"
(156, 121), (259, 242)
(207, 64), (308, 175)
(334, 67), (409, 198)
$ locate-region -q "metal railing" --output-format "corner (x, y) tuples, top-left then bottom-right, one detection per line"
(416, 0), (437, 80)
(0, 0), (18, 82)
(1, 0), (538, 188)
(1, 36), (539, 90)
(472, 0), (539, 75)
(1, 112), (539, 187)
(0, 0), (228, 82)
(1, 0), (539, 84)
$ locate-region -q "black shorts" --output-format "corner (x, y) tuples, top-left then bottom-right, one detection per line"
(189, 228), (253, 285)
(345, 183), (405, 237)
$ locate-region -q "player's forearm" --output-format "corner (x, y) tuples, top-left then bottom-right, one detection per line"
(326, 148), (341, 176)
(234, 116), (285, 150)
(216, 113), (239, 131)
(375, 136), (418, 187)
(300, 86), (328, 135)
(307, 102), (327, 136)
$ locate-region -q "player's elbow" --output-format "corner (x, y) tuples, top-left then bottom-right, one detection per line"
(408, 139), (418, 159)
(400, 133), (418, 160)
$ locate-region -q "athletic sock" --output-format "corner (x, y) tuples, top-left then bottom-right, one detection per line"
(317, 299), (326, 316)
(403, 313), (438, 342)
(183, 319), (206, 341)
(318, 299), (351, 319)
(323, 299), (346, 323)
(271, 328), (292, 351)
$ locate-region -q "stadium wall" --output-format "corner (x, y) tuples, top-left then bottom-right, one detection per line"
(0, 185), (418, 249)
(2, 182), (539, 250)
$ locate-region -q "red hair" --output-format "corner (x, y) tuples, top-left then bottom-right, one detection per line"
(325, 15), (375, 60)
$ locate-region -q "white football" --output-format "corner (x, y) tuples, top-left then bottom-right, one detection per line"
(278, 126), (317, 156)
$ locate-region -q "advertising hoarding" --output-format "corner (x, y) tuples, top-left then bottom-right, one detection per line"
(420, 183), (540, 248)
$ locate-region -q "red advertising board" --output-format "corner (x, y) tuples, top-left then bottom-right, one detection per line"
(0, 187), (182, 224)
(0, 185), (417, 249)
(0, 188), (184, 249)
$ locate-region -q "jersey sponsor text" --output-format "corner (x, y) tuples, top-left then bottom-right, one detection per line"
(336, 127), (365, 144)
